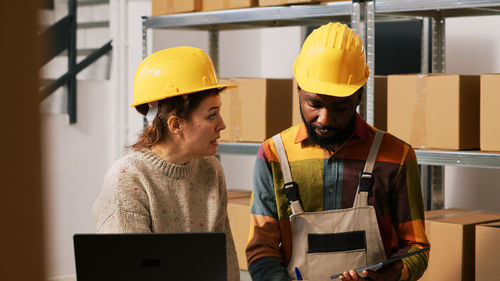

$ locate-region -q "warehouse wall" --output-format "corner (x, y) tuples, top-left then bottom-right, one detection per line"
(41, 0), (116, 278)
(42, 81), (113, 278)
(444, 15), (500, 212)
(41, 2), (500, 278)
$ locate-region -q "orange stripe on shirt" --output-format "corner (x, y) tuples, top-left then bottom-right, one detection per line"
(246, 214), (283, 265)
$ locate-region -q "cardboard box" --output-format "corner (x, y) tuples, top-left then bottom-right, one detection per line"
(387, 74), (480, 150)
(220, 78), (293, 142)
(228, 189), (252, 200)
(152, 0), (201, 16)
(291, 76), (387, 131)
(475, 221), (500, 281)
(421, 209), (500, 281)
(228, 195), (252, 270)
(480, 74), (500, 151)
(203, 0), (257, 11)
(259, 0), (319, 6)
(374, 75), (387, 131)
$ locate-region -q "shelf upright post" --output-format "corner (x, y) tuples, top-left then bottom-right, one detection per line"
(432, 15), (446, 73)
(142, 16), (148, 60)
(209, 27), (219, 159)
(419, 18), (430, 209)
(209, 28), (220, 72)
(141, 16), (148, 128)
(421, 18), (430, 74)
(425, 14), (446, 210)
(68, 0), (77, 124)
(365, 0), (375, 126)
(351, 0), (375, 126)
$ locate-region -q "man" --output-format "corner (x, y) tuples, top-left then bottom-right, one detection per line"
(246, 22), (430, 281)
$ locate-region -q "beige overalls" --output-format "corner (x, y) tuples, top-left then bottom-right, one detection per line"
(272, 130), (387, 281)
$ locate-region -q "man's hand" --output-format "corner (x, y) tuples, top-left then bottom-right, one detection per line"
(338, 260), (403, 281)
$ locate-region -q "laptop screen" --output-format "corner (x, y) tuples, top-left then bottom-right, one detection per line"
(73, 232), (227, 281)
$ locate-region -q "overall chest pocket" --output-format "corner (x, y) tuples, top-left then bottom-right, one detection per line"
(306, 231), (368, 281)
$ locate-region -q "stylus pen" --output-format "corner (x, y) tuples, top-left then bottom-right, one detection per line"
(330, 247), (429, 280)
(295, 266), (303, 280)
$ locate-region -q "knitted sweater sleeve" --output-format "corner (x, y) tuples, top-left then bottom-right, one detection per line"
(93, 159), (151, 233)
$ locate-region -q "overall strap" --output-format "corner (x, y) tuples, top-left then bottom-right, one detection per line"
(272, 134), (304, 215)
(353, 130), (385, 208)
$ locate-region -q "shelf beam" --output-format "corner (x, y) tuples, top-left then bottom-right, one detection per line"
(146, 4), (352, 30)
(375, 0), (500, 17)
(415, 150), (500, 169)
(218, 143), (500, 169)
(145, 1), (500, 31)
(218, 142), (260, 155)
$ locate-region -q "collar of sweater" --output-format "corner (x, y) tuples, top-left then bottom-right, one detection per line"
(142, 150), (199, 179)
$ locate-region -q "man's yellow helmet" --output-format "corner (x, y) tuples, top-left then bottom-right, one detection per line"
(131, 46), (235, 107)
(293, 22), (369, 97)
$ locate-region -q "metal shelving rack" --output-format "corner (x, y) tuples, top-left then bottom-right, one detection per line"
(143, 0), (500, 209)
(144, 0), (500, 30)
(142, 0), (500, 169)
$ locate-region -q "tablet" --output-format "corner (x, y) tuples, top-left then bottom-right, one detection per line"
(330, 247), (429, 279)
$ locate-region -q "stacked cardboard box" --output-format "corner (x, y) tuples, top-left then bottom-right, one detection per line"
(220, 78), (293, 142)
(320, 0), (349, 3)
(203, 0), (258, 11)
(387, 74), (480, 150)
(480, 74), (500, 151)
(227, 190), (252, 270)
(421, 209), (500, 281)
(475, 221), (500, 281)
(228, 189), (252, 200)
(259, 0), (319, 6)
(152, 0), (259, 14)
(373, 75), (387, 131)
(152, 0), (202, 15)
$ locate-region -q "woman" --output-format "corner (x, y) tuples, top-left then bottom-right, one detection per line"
(93, 46), (240, 281)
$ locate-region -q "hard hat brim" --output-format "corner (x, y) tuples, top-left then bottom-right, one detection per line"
(130, 83), (237, 107)
(295, 75), (366, 97)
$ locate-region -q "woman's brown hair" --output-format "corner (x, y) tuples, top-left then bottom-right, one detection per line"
(131, 88), (220, 150)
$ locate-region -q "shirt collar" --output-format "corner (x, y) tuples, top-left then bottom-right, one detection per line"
(294, 112), (370, 145)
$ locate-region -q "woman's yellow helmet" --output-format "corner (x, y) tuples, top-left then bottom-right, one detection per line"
(131, 46), (235, 107)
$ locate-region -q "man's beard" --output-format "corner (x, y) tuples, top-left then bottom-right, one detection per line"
(300, 107), (356, 153)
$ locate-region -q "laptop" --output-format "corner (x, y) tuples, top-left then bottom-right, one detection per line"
(73, 232), (227, 281)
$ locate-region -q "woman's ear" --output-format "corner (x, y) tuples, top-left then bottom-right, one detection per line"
(167, 115), (184, 135)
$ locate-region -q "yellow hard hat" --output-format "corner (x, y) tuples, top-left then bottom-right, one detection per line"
(293, 22), (369, 97)
(131, 46), (235, 107)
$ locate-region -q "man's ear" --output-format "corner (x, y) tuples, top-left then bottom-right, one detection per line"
(167, 115), (184, 135)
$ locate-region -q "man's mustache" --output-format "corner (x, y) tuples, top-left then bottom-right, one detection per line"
(307, 123), (336, 132)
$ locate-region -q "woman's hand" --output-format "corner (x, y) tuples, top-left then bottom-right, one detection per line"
(338, 260), (403, 281)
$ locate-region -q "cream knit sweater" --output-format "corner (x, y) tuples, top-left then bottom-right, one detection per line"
(93, 149), (240, 281)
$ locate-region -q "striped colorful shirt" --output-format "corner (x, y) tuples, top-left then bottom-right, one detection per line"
(246, 114), (430, 281)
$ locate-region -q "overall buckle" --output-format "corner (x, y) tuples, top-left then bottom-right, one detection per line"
(358, 172), (373, 196)
(284, 181), (300, 203)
